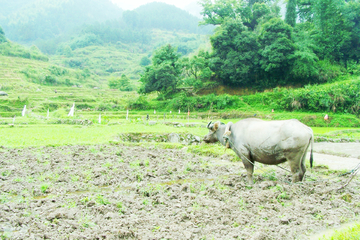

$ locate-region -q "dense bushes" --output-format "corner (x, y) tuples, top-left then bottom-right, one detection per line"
(131, 76), (360, 117)
(130, 93), (249, 112)
(242, 78), (360, 115)
(163, 94), (245, 111)
(108, 74), (134, 92)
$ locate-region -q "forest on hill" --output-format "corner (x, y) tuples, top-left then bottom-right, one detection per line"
(139, 0), (360, 99)
(0, 0), (211, 54)
(0, 0), (122, 43)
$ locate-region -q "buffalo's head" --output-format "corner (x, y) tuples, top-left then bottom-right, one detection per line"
(203, 121), (222, 143)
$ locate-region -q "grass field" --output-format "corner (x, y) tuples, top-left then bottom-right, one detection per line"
(0, 121), (207, 148)
(1, 115), (359, 148)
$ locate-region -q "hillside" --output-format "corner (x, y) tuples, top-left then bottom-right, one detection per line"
(0, 29), (100, 91)
(0, 28), (48, 61)
(51, 30), (210, 79)
(0, 55), (136, 118)
(0, 1), (214, 83)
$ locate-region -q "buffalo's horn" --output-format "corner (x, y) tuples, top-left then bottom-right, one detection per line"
(207, 121), (212, 129)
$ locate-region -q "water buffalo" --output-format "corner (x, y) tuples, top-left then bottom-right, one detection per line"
(203, 118), (314, 183)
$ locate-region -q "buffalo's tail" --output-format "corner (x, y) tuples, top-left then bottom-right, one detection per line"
(310, 132), (314, 168)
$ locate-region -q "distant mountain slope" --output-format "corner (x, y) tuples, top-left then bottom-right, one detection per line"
(0, 0), (37, 18)
(0, 25), (48, 61)
(0, 0), (122, 43)
(125, 2), (212, 34)
(51, 29), (210, 79)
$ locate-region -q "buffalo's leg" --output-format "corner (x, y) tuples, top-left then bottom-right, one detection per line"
(288, 151), (306, 183)
(289, 165), (302, 183)
(241, 156), (254, 184)
(299, 145), (309, 181)
(300, 162), (306, 181)
(299, 158), (306, 181)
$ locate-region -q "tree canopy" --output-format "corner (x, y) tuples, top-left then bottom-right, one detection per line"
(139, 45), (182, 98)
(108, 74), (134, 91)
(196, 0), (360, 89)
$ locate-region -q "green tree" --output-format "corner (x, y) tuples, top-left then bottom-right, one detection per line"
(63, 45), (73, 57)
(199, 0), (276, 29)
(297, 0), (313, 22)
(140, 56), (151, 66)
(199, 0), (245, 26)
(210, 17), (261, 86)
(341, 0), (360, 65)
(119, 74), (133, 91)
(108, 77), (118, 89)
(285, 0), (297, 27)
(258, 18), (296, 86)
(290, 49), (319, 82)
(108, 74), (134, 91)
(139, 44), (181, 97)
(291, 23), (320, 83)
(151, 44), (181, 67)
(312, 0), (350, 62)
(240, 2), (277, 30)
(0, 26), (7, 43)
(181, 51), (212, 89)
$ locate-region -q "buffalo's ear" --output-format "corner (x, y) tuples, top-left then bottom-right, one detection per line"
(213, 121), (220, 131)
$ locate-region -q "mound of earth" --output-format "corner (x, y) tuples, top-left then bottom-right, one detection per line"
(0, 144), (359, 239)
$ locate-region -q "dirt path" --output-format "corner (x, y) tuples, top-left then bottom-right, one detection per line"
(312, 153), (360, 171)
(314, 142), (360, 159)
(313, 142), (360, 171)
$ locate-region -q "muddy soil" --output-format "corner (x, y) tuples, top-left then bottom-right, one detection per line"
(0, 144), (359, 239)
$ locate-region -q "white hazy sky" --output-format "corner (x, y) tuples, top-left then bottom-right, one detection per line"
(111, 0), (197, 10)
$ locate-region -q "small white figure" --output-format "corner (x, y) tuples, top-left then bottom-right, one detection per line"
(68, 103), (75, 117)
(22, 105), (26, 117)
